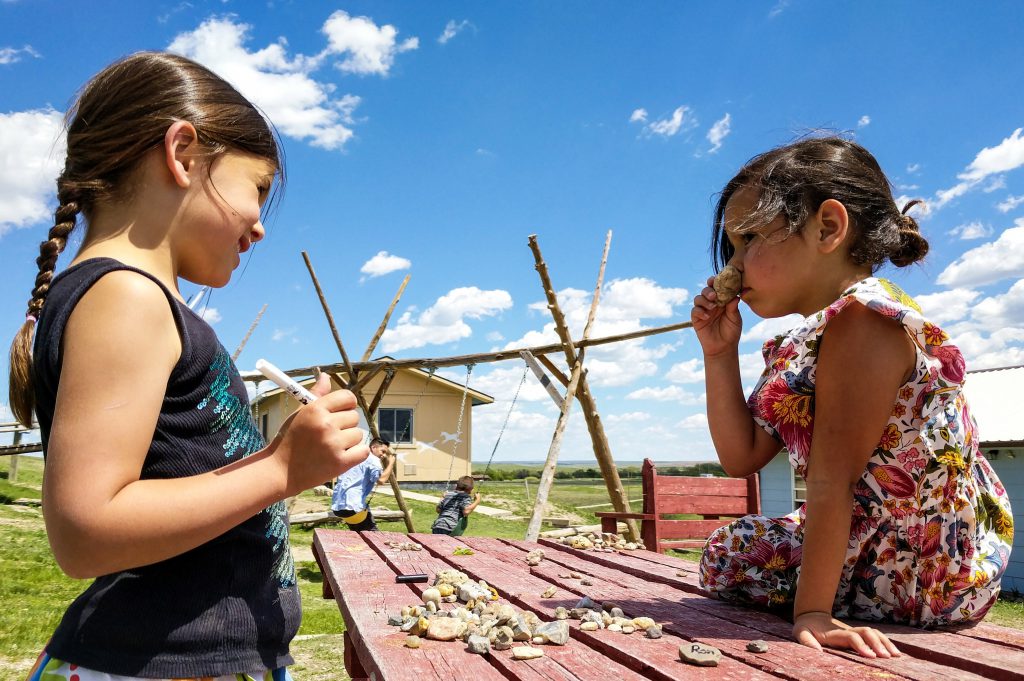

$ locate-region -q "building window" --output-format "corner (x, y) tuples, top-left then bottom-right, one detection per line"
(793, 466), (807, 510)
(378, 408), (413, 444)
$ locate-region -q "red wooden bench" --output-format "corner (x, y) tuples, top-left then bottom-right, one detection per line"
(595, 458), (760, 553)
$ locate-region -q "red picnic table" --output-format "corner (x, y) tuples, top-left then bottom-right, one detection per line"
(312, 529), (1024, 681)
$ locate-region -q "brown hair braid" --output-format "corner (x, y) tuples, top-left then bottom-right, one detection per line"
(8, 51), (285, 428)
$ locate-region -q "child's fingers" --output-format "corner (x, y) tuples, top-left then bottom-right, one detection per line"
(316, 387), (359, 411)
(793, 627), (823, 652)
(309, 372), (333, 397)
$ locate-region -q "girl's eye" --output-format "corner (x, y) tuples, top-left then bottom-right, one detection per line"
(740, 233), (756, 244)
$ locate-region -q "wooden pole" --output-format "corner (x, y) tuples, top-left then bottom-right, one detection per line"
(526, 232), (640, 542)
(362, 274), (410, 362)
(301, 252), (415, 533)
(526, 231), (617, 541)
(232, 303), (268, 362)
(244, 319), (694, 381)
(9, 430), (21, 483)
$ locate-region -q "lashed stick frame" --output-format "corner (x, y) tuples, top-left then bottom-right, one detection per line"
(243, 245), (695, 541)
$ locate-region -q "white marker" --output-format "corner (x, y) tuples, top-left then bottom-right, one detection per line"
(255, 359), (318, 405)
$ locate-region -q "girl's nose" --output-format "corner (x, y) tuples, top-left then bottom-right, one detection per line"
(251, 220), (266, 243)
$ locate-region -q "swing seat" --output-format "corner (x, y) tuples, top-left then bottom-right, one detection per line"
(595, 458), (760, 553)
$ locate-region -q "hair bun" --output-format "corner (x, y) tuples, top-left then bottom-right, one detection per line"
(890, 201), (929, 267)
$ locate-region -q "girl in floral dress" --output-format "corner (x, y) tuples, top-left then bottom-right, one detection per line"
(690, 137), (1013, 659)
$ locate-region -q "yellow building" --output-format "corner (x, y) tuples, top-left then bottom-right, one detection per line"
(250, 366), (493, 484)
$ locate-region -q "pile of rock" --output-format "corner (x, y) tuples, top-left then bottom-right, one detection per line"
(385, 540), (423, 552)
(563, 596), (663, 639)
(558, 532), (640, 552)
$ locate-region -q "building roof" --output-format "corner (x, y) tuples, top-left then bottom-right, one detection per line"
(251, 364), (494, 407)
(963, 365), (1024, 446)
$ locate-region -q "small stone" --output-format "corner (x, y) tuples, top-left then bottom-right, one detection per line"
(580, 621), (599, 631)
(426, 601), (437, 614)
(534, 620), (570, 646)
(569, 571), (582, 579)
(388, 613), (404, 626)
(625, 542), (638, 551)
(569, 608), (591, 619)
(581, 578), (593, 586)
(467, 634), (490, 655)
(569, 536), (593, 550)
(427, 617), (467, 641)
(401, 606), (412, 618)
(436, 583), (455, 598)
(622, 625), (636, 634)
(679, 642), (722, 667)
(443, 594), (458, 603)
(405, 635), (421, 649)
(541, 585), (557, 598)
(746, 639), (769, 654)
(645, 626), (663, 639)
(713, 264), (743, 306)
(554, 607), (568, 620)
(511, 615), (533, 641)
(607, 623), (622, 633)
(525, 549), (545, 566)
(410, 605), (423, 618)
(512, 646), (545, 660)
(609, 607), (624, 618)
(492, 626), (515, 650)
(575, 596), (599, 610)
(422, 587), (441, 606)
(632, 617), (656, 630)
(399, 616), (418, 632)
(532, 636), (544, 644)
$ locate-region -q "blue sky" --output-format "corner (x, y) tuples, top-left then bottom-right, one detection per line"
(2, 1), (1023, 463)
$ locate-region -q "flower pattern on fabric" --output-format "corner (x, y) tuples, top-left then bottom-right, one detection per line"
(26, 653), (293, 681)
(699, 278), (1013, 626)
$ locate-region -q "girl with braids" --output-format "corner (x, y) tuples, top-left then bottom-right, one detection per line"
(11, 52), (369, 680)
(691, 137), (1013, 658)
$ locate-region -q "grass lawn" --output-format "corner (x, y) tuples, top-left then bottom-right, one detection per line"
(2, 455), (1022, 680)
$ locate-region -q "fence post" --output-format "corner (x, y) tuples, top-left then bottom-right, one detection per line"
(9, 430), (21, 483)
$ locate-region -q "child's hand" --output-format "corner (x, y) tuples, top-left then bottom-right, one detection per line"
(792, 612), (900, 659)
(691, 275), (743, 358)
(474, 493), (481, 502)
(269, 373), (369, 496)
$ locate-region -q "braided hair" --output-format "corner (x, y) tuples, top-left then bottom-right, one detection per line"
(8, 52), (284, 428)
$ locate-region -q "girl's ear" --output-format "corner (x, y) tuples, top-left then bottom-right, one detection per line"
(163, 120), (200, 189)
(815, 199), (850, 254)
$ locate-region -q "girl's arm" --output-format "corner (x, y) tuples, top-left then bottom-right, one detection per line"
(692, 278), (781, 477)
(793, 303), (909, 658)
(44, 272), (367, 578)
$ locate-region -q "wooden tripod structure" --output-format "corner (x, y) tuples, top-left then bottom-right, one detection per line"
(246, 237), (693, 540)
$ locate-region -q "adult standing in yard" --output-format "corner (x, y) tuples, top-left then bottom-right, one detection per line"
(330, 438), (394, 531)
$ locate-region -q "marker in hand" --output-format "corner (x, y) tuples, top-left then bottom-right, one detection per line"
(256, 359), (318, 405)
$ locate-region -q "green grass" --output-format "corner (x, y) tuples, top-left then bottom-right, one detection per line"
(2, 454), (1023, 679)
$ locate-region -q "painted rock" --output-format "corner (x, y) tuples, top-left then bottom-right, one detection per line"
(679, 642), (722, 667)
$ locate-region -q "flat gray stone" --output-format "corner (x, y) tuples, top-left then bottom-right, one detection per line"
(467, 634), (490, 655)
(534, 620), (570, 646)
(746, 639), (769, 653)
(679, 642), (722, 667)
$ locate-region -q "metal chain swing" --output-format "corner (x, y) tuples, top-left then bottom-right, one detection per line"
(478, 363), (530, 490)
(443, 364), (474, 492)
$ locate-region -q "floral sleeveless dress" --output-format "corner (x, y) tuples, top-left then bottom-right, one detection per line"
(699, 277), (1013, 626)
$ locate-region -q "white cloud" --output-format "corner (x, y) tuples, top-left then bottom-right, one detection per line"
(969, 279), (1024, 330)
(959, 128), (1024, 182)
(740, 350), (767, 384)
(381, 287), (513, 351)
(740, 314), (803, 343)
(169, 17), (364, 150)
(438, 19), (471, 45)
(607, 411), (652, 424)
(0, 108), (65, 236)
(665, 358), (703, 384)
(359, 250), (411, 281)
(945, 321), (1024, 370)
(906, 163), (921, 174)
(984, 176), (1006, 193)
(677, 413), (709, 430)
(625, 385), (704, 405)
(321, 10), (418, 75)
(937, 219), (1024, 287)
(947, 221), (993, 240)
(629, 108), (648, 123)
(0, 44), (39, 64)
(272, 327), (297, 342)
(199, 307), (222, 324)
(857, 115), (871, 128)
(769, 0), (790, 18)
(642, 106), (694, 138)
(998, 195), (1024, 213)
(485, 331), (504, 342)
(913, 288), (981, 325)
(933, 128), (1024, 209)
(706, 113), (731, 153)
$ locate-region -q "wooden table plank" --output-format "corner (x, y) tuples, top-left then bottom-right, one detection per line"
(539, 537), (703, 592)
(520, 537), (1005, 681)
(360, 531), (653, 681)
(313, 531), (509, 681)
(416, 532), (779, 680)
(947, 621), (1024, 651)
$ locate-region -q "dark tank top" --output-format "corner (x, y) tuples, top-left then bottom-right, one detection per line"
(33, 257), (299, 676)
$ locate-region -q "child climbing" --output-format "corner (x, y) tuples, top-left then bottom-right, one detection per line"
(690, 136), (1013, 659)
(10, 52), (368, 680)
(432, 475), (482, 536)
(330, 437), (395, 531)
